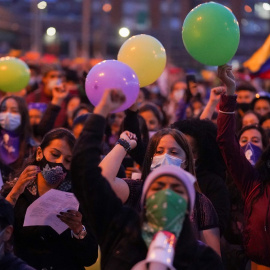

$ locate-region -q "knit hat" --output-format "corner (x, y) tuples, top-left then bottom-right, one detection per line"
(141, 165), (196, 214)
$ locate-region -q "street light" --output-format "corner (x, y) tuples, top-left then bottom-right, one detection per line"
(119, 27), (130, 38)
(263, 3), (270, 11)
(47, 27), (56, 36)
(37, 1), (47, 10)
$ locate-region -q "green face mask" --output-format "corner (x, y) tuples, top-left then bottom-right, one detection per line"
(142, 188), (188, 247)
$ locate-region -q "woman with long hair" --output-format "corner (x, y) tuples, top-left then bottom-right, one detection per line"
(216, 64), (270, 267)
(4, 128), (98, 270)
(0, 96), (36, 185)
(71, 89), (223, 269)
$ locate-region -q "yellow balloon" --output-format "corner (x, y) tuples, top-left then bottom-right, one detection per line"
(85, 248), (101, 270)
(117, 34), (166, 87)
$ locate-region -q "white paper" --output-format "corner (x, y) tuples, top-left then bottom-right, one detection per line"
(23, 189), (79, 234)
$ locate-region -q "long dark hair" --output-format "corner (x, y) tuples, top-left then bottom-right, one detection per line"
(17, 128), (75, 176)
(0, 96), (32, 167)
(249, 145), (270, 215)
(237, 124), (268, 150)
(141, 128), (200, 192)
(172, 119), (226, 179)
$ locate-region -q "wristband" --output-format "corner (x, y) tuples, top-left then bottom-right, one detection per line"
(116, 138), (131, 152)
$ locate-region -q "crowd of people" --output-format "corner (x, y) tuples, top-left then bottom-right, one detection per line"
(0, 60), (270, 270)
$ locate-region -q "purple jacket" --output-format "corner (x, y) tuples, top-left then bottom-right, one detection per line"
(217, 94), (270, 266)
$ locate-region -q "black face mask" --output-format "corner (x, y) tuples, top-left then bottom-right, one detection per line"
(236, 103), (251, 113)
(39, 156), (69, 186)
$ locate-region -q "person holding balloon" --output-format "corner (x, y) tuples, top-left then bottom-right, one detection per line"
(71, 88), (224, 270)
(216, 64), (270, 268)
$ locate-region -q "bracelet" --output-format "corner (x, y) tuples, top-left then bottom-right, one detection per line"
(116, 138), (131, 152)
(218, 110), (235, 114)
(71, 225), (87, 240)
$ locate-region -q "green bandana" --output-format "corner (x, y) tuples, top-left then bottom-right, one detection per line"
(142, 189), (187, 247)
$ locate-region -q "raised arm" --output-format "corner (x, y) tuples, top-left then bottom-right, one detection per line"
(71, 89), (131, 241)
(36, 83), (69, 137)
(216, 65), (257, 198)
(99, 130), (137, 203)
(200, 87), (225, 120)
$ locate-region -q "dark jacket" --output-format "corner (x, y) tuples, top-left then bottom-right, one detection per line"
(71, 113), (224, 270)
(0, 253), (36, 270)
(217, 94), (270, 266)
(35, 103), (61, 139)
(13, 187), (98, 270)
(196, 168), (230, 235)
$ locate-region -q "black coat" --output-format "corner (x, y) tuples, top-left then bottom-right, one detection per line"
(71, 113), (224, 270)
(13, 186), (98, 270)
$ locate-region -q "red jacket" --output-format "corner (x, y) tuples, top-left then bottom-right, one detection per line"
(217, 94), (270, 266)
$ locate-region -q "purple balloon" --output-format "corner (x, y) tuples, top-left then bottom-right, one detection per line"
(85, 60), (140, 113)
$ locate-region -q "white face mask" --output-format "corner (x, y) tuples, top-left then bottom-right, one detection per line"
(172, 89), (185, 102)
(47, 78), (62, 91)
(150, 153), (183, 171)
(0, 112), (21, 131)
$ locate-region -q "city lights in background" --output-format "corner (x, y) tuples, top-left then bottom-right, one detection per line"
(37, 1), (47, 10)
(102, 3), (112, 13)
(119, 27), (130, 38)
(263, 2), (270, 10)
(244, 5), (252, 13)
(46, 27), (56, 36)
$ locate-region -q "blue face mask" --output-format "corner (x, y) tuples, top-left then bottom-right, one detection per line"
(241, 142), (263, 166)
(150, 153), (183, 171)
(0, 112), (21, 131)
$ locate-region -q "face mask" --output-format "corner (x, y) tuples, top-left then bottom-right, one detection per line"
(236, 103), (250, 113)
(241, 142), (263, 166)
(0, 112), (21, 131)
(142, 189), (187, 247)
(29, 77), (37, 86)
(150, 153), (183, 171)
(172, 89), (184, 102)
(149, 86), (160, 94)
(47, 78), (62, 91)
(39, 156), (68, 186)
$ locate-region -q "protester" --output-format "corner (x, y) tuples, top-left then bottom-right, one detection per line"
(99, 101), (221, 256)
(4, 128), (98, 270)
(71, 89), (224, 269)
(242, 111), (260, 128)
(0, 96), (36, 185)
(138, 102), (164, 138)
(26, 64), (68, 128)
(0, 196), (35, 270)
(251, 96), (270, 117)
(216, 64), (270, 267)
(171, 118), (230, 236)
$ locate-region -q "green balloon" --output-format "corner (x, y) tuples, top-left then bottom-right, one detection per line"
(182, 2), (240, 66)
(0, 57), (30, 93)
